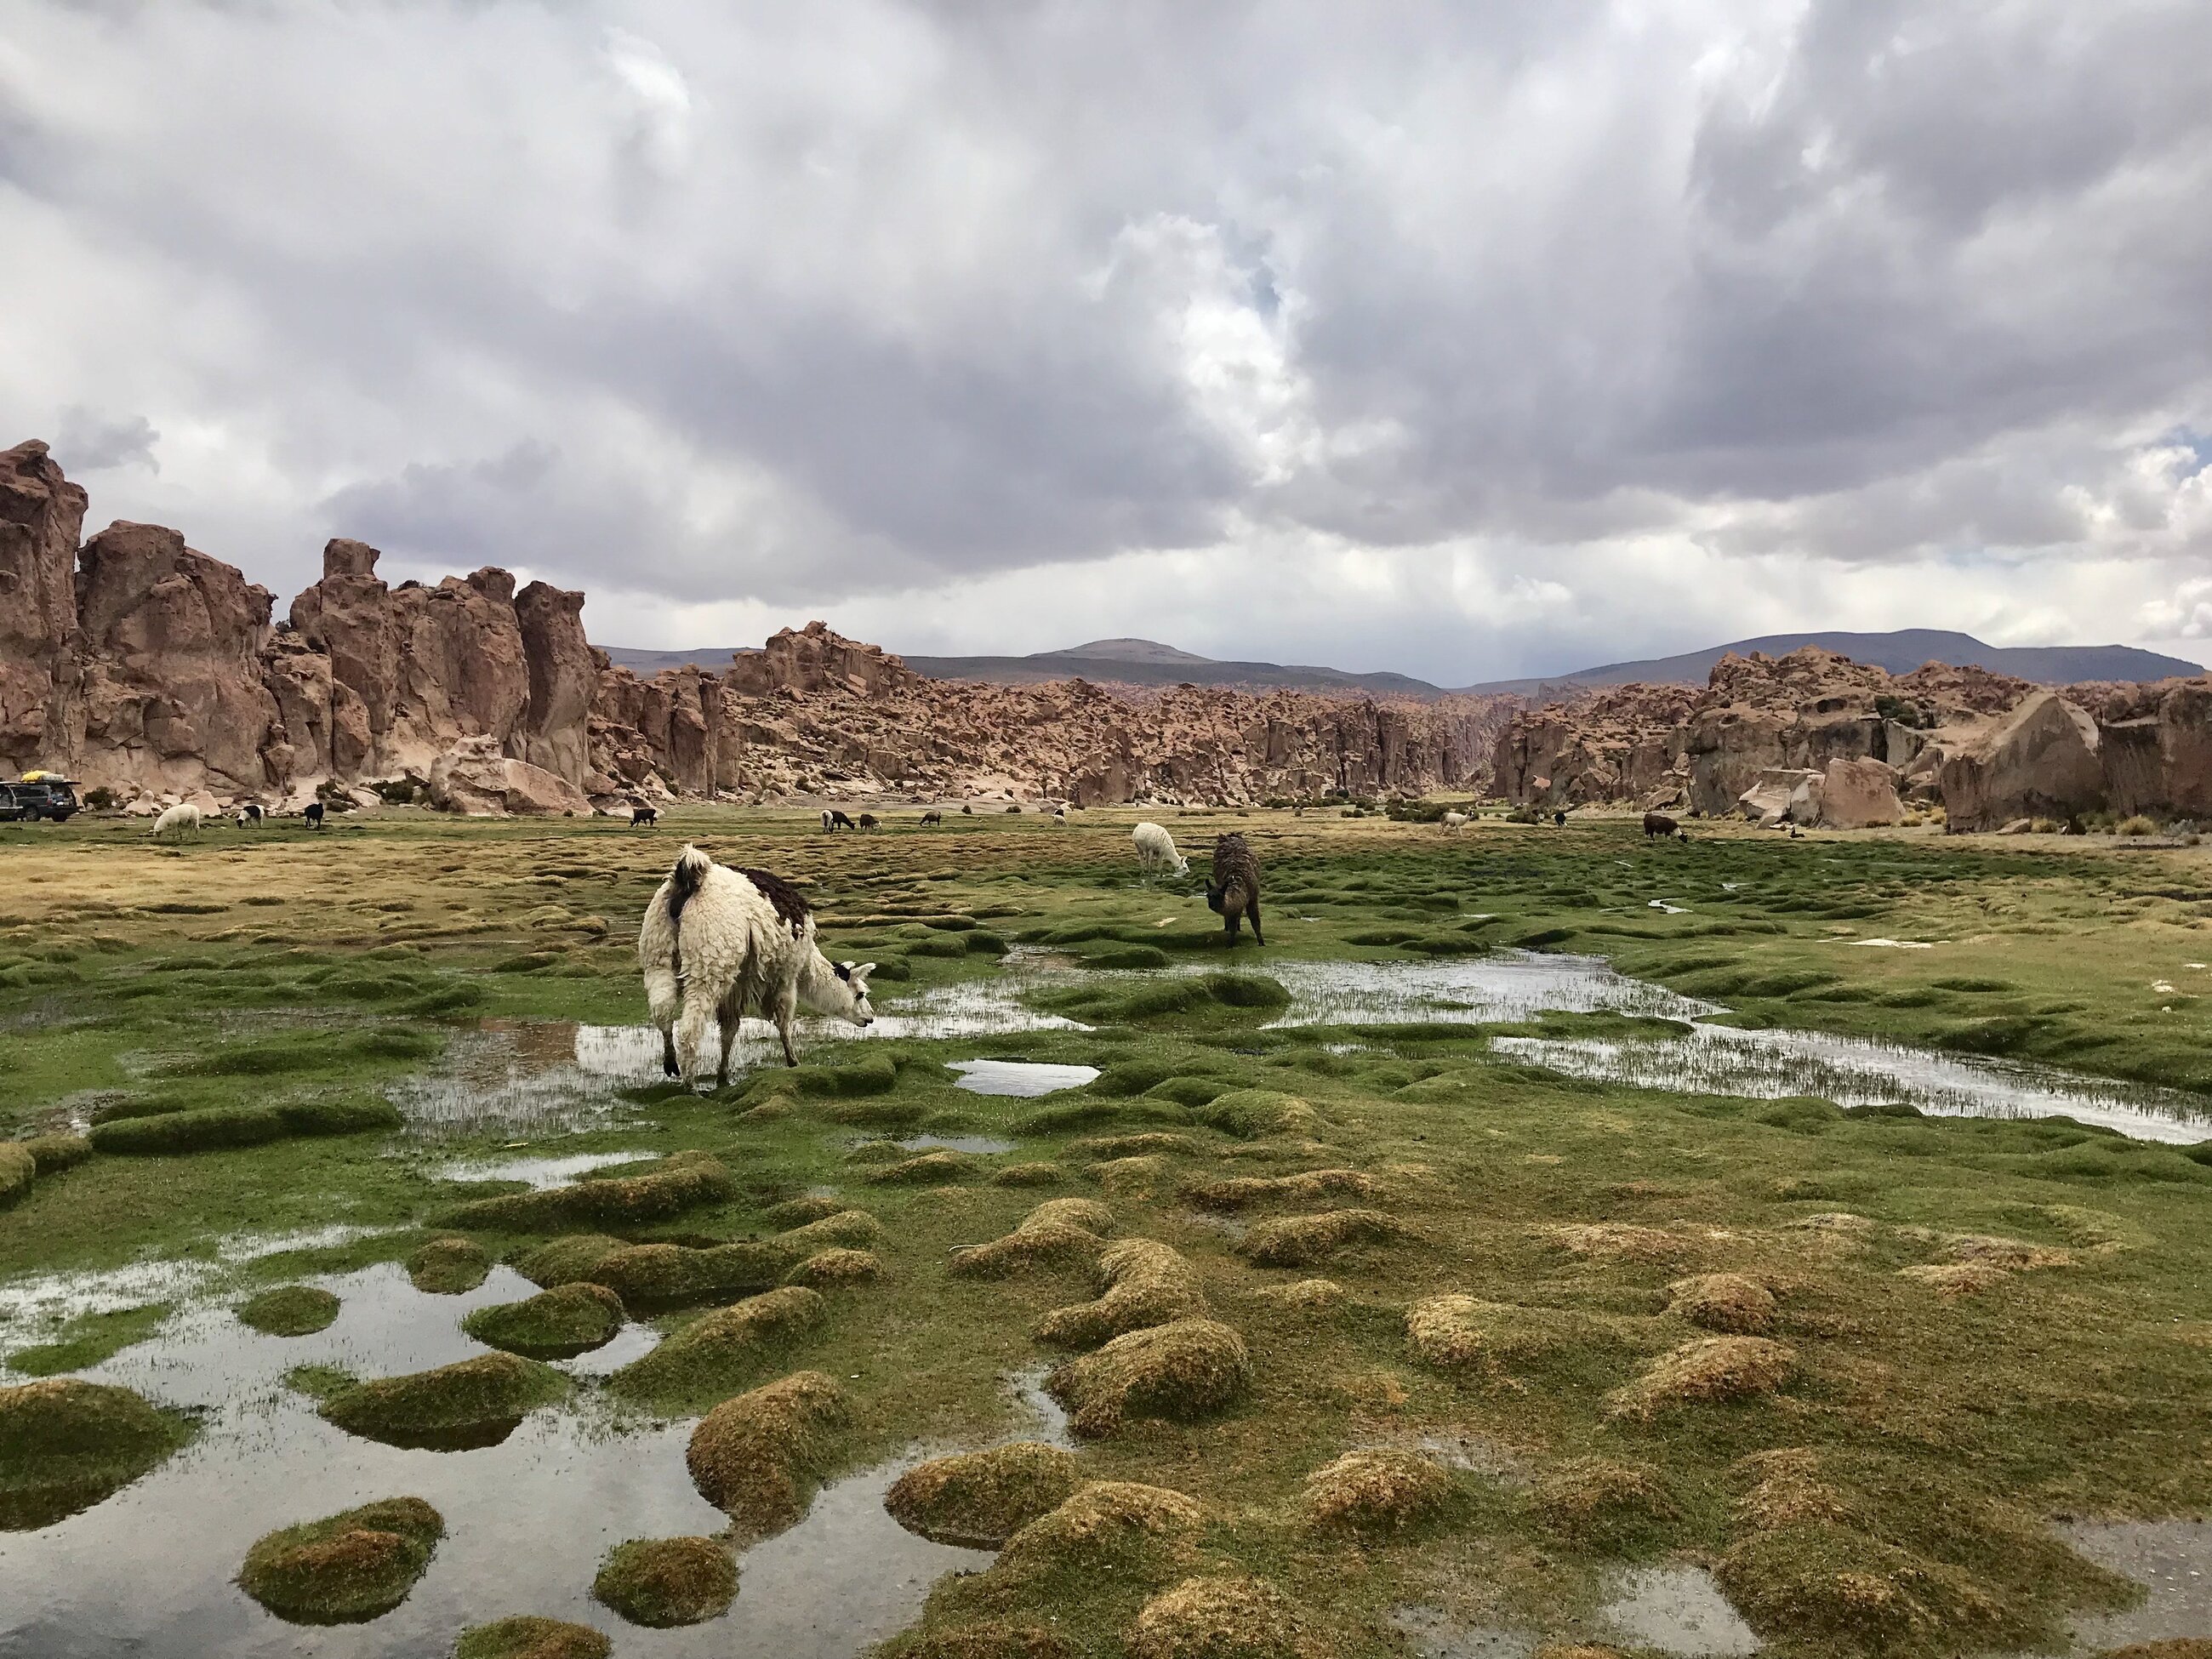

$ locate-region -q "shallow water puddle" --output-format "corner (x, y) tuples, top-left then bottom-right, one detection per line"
(386, 1022), (659, 1141)
(1595, 1565), (1760, 1656)
(1493, 1022), (2212, 1143)
(433, 1149), (656, 1189)
(890, 1133), (1019, 1154)
(2061, 1519), (2212, 1645)
(0, 1258), (989, 1658)
(0, 1226), (392, 1358)
(946, 1059), (1101, 1097)
(1257, 952), (1715, 1028)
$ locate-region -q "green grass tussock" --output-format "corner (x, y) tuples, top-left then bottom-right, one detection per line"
(452, 1615), (612, 1659)
(887, 1442), (1082, 1548)
(462, 1283), (624, 1359)
(440, 1150), (735, 1231)
(613, 1286), (827, 1410)
(592, 1535), (737, 1628)
(318, 1353), (567, 1450)
(237, 1496), (443, 1623)
(685, 1370), (851, 1540)
(239, 1286), (342, 1337)
(0, 1377), (193, 1530)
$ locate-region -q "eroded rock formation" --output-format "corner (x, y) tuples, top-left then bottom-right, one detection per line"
(1492, 641), (2211, 832)
(0, 444), (1508, 813)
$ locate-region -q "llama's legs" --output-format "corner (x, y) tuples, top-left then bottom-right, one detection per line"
(776, 985), (800, 1066)
(1247, 895), (1264, 948)
(660, 1025), (680, 1078)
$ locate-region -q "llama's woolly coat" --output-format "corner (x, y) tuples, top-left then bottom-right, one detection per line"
(640, 845), (873, 1080)
(1132, 821), (1187, 874)
(1206, 832), (1264, 945)
(151, 803), (202, 841)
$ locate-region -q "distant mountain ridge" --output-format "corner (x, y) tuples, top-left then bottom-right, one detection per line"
(1457, 630), (2204, 696)
(601, 629), (2204, 698)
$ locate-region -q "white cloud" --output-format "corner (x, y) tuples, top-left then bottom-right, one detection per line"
(1, 1), (2209, 677)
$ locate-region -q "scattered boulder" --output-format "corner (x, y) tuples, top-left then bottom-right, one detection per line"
(1820, 756), (1905, 828)
(1736, 767), (1823, 827)
(592, 1535), (737, 1628)
(1939, 689), (2104, 833)
(237, 1497), (443, 1623)
(427, 733), (593, 817)
(886, 1442), (1082, 1548)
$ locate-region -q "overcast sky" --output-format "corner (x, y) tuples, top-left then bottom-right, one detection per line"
(5, 2), (2209, 683)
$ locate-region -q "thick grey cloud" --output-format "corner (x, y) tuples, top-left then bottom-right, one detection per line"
(1, 0), (2207, 681)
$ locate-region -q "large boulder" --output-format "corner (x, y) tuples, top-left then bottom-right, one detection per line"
(1819, 757), (1904, 828)
(1939, 690), (2104, 832)
(514, 581), (595, 786)
(1736, 767), (1822, 827)
(2099, 680), (2212, 821)
(0, 441), (88, 774)
(427, 735), (592, 817)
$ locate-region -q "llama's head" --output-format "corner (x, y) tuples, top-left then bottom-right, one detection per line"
(814, 959), (877, 1028)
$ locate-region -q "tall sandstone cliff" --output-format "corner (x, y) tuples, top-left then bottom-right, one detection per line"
(0, 441), (1504, 812)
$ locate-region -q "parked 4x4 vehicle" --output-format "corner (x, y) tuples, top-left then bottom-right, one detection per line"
(0, 779), (80, 822)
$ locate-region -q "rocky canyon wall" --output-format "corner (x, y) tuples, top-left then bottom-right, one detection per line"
(0, 440), (1505, 813)
(1491, 641), (2212, 832)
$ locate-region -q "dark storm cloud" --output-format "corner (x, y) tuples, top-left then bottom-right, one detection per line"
(0, 0), (2207, 679)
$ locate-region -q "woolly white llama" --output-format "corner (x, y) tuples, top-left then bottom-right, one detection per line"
(1440, 810), (1469, 832)
(1132, 821), (1187, 875)
(151, 803), (202, 842)
(639, 844), (875, 1086)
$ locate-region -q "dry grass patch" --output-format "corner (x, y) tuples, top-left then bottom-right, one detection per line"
(1250, 1279), (1343, 1312)
(871, 1151), (975, 1185)
(1715, 1520), (2010, 1650)
(1731, 1448), (1859, 1532)
(775, 1208), (886, 1251)
(1126, 1574), (1327, 1659)
(1181, 1170), (1377, 1212)
(1403, 1296), (1602, 1376)
(1605, 1337), (1796, 1420)
(1035, 1239), (1206, 1347)
(951, 1198), (1115, 1279)
(765, 1194), (849, 1226)
(991, 1163), (1068, 1188)
(685, 1370), (850, 1539)
(319, 1353), (567, 1450)
(1195, 1090), (1323, 1139)
(405, 1234), (489, 1294)
(1300, 1449), (1452, 1536)
(1237, 1209), (1407, 1268)
(591, 1535), (736, 1628)
(1552, 1223), (1685, 1264)
(1046, 1319), (1252, 1436)
(453, 1615), (612, 1659)
(996, 1480), (1205, 1578)
(442, 1150), (735, 1231)
(1093, 1155), (1169, 1200)
(237, 1496), (443, 1623)
(784, 1247), (881, 1286)
(1667, 1273), (1776, 1334)
(611, 1286), (825, 1403)
(886, 1442), (1081, 1547)
(1531, 1457), (1675, 1548)
(1074, 1133), (1200, 1160)
(895, 1622), (1078, 1659)
(1899, 1262), (2011, 1296)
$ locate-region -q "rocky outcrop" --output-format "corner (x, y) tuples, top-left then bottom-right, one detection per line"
(1938, 690), (2106, 832)
(1488, 682), (1699, 808)
(2081, 678), (2212, 822)
(0, 441), (88, 774)
(426, 735), (592, 817)
(0, 445), (1509, 812)
(69, 522), (285, 796)
(1819, 757), (1905, 829)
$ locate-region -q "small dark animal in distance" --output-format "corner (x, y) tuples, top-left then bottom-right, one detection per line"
(630, 804), (658, 827)
(823, 809), (856, 832)
(1643, 812), (1687, 841)
(235, 803), (263, 828)
(1206, 832), (1264, 947)
(858, 812), (879, 830)
(1552, 809), (1568, 828)
(920, 810), (944, 825)
(304, 801), (326, 830)
(1005, 804), (1023, 814)
(961, 803), (974, 815)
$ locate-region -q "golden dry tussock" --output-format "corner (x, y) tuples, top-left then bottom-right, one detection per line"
(1250, 1278), (1344, 1311)
(784, 1247), (881, 1286)
(1300, 1449), (1452, 1536)
(1045, 1319), (1252, 1436)
(1531, 1456), (1675, 1548)
(684, 1370), (850, 1537)
(1180, 1169), (1377, 1212)
(1605, 1336), (1797, 1419)
(1125, 1575), (1327, 1659)
(1237, 1208), (1408, 1268)
(996, 1480), (1205, 1576)
(1668, 1273), (1777, 1334)
(1035, 1239), (1206, 1348)
(886, 1441), (1080, 1548)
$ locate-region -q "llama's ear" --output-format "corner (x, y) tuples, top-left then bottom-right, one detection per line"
(851, 962), (875, 986)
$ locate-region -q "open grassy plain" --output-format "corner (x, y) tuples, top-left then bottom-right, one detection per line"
(3, 804), (2211, 1656)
